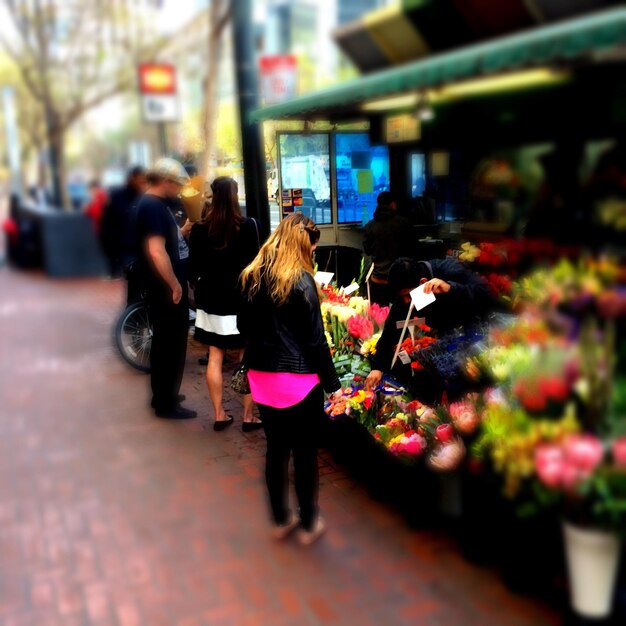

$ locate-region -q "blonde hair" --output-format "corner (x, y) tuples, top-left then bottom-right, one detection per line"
(241, 212), (320, 306)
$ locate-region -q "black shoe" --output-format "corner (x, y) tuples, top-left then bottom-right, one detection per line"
(213, 416), (234, 431)
(151, 394), (185, 408)
(198, 355), (208, 366)
(155, 405), (197, 420)
(242, 421), (263, 433)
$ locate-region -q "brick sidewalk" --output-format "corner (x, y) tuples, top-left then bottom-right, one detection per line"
(0, 267), (561, 626)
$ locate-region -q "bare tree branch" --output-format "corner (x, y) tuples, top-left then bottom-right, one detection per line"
(213, 0), (232, 38)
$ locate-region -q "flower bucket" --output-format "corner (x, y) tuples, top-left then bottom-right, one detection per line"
(563, 521), (621, 619)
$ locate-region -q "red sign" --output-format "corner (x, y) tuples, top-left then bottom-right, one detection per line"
(138, 64), (177, 95)
(259, 55), (297, 105)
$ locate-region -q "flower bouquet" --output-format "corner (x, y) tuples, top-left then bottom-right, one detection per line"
(324, 383), (378, 430)
(533, 433), (626, 619)
(395, 324), (437, 373)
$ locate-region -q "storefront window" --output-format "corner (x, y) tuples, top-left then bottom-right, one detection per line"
(335, 133), (389, 224)
(278, 134), (332, 225)
(410, 153), (426, 197)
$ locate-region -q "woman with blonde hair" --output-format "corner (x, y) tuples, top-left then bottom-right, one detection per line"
(239, 212), (341, 545)
(189, 176), (262, 431)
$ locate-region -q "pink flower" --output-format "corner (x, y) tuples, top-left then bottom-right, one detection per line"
(537, 461), (565, 488)
(404, 434), (426, 456)
(535, 445), (565, 488)
(612, 437), (626, 468)
(561, 464), (584, 491)
(449, 401), (479, 435)
(347, 315), (374, 340)
(563, 434), (604, 473)
(368, 303), (390, 328)
(536, 444), (563, 467)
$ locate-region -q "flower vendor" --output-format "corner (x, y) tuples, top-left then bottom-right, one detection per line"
(365, 257), (498, 400)
(363, 192), (415, 306)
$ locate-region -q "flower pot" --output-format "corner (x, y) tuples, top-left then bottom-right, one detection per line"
(563, 521), (621, 619)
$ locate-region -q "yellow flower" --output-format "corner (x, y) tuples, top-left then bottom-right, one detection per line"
(348, 297), (369, 315)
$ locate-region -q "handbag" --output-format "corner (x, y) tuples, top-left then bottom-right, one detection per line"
(230, 219), (260, 397)
(231, 363), (251, 394)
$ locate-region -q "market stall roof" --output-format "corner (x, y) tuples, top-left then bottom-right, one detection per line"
(250, 7), (626, 124)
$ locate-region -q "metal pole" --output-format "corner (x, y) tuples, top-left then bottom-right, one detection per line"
(232, 0), (270, 234)
(158, 122), (168, 157)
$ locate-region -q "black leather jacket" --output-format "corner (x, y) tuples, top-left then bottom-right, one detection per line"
(238, 272), (340, 394)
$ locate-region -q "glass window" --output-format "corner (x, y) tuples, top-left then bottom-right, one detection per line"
(335, 133), (389, 224)
(278, 134), (332, 225)
(410, 153), (426, 197)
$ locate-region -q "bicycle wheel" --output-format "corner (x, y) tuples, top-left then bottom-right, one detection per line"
(114, 301), (152, 373)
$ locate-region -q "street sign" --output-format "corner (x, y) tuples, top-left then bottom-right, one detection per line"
(259, 55), (297, 105)
(138, 63), (180, 122)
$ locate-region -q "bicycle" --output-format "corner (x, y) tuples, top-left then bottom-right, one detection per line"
(113, 263), (196, 373)
(114, 299), (152, 373)
(113, 262), (152, 373)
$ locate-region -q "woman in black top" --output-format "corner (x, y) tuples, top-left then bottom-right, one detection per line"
(188, 177), (261, 431)
(239, 213), (342, 544)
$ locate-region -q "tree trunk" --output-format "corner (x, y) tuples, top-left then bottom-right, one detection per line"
(45, 104), (69, 210)
(199, 0), (225, 183)
(49, 131), (69, 211)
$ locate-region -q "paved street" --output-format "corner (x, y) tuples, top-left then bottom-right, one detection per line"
(0, 267), (561, 626)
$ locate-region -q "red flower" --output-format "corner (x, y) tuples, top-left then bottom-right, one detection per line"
(436, 424), (455, 443)
(539, 377), (570, 403)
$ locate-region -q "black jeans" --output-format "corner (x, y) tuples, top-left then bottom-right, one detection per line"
(258, 385), (323, 531)
(147, 293), (188, 412)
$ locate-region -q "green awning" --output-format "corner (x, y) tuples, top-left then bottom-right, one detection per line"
(250, 7), (626, 123)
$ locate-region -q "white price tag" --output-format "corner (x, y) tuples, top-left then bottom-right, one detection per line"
(314, 271), (334, 286)
(342, 283), (359, 296)
(398, 350), (411, 365)
(410, 284), (436, 312)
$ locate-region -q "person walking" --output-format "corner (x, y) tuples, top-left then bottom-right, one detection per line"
(85, 180), (108, 234)
(100, 166), (147, 278)
(188, 177), (262, 432)
(239, 212), (342, 545)
(134, 158), (196, 420)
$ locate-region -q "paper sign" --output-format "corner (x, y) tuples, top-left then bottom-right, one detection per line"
(357, 170), (374, 194)
(410, 284), (436, 312)
(342, 283), (359, 296)
(431, 152), (450, 176)
(314, 271), (334, 286)
(281, 188), (294, 212)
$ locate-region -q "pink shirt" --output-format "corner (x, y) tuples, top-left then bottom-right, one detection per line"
(248, 370), (320, 409)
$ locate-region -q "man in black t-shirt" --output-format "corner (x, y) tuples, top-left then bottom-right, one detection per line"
(135, 158), (196, 419)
